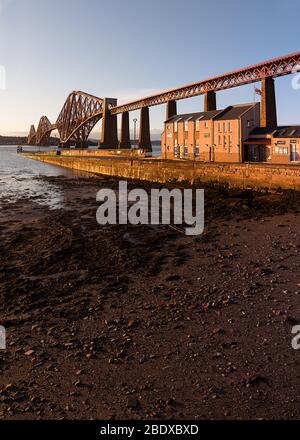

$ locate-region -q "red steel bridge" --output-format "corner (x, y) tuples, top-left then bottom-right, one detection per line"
(28, 52), (300, 150)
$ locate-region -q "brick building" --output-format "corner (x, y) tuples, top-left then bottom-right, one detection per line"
(161, 103), (300, 164)
(244, 126), (300, 164)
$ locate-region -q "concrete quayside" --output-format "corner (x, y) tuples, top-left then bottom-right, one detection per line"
(24, 150), (300, 191)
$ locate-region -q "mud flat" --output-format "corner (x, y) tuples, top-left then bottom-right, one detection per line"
(1, 175), (300, 419)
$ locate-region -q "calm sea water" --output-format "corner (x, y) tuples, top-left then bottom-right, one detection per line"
(0, 146), (76, 209)
(0, 144), (161, 209)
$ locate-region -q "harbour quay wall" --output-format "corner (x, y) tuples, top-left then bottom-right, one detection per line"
(27, 154), (300, 190)
(25, 148), (147, 158)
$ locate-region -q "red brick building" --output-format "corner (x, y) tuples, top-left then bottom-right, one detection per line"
(244, 126), (300, 164)
(161, 103), (300, 164)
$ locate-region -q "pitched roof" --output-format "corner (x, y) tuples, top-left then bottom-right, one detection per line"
(249, 127), (277, 135)
(215, 104), (256, 120)
(166, 110), (222, 123)
(166, 104), (257, 123)
(250, 126), (300, 138)
(273, 126), (300, 138)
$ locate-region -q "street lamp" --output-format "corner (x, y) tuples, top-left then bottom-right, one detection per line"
(133, 118), (138, 149)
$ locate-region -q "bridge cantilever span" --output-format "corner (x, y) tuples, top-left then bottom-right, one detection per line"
(56, 91), (104, 147)
(27, 125), (37, 145)
(28, 91), (104, 147)
(36, 116), (55, 146)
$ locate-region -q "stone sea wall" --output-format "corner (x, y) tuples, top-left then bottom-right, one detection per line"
(27, 153), (300, 190)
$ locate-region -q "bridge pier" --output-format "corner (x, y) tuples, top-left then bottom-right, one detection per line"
(139, 107), (152, 151)
(166, 100), (177, 120)
(101, 98), (118, 149)
(120, 111), (131, 149)
(204, 91), (217, 112)
(260, 77), (277, 128)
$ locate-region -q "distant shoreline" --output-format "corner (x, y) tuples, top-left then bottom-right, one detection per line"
(0, 135), (58, 146)
(0, 136), (161, 147)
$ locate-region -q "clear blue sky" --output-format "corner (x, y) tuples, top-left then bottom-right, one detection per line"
(0, 0), (300, 138)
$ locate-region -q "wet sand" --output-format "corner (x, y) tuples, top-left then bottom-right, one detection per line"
(1, 175), (300, 420)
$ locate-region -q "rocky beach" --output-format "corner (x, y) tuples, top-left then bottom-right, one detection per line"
(1, 173), (300, 420)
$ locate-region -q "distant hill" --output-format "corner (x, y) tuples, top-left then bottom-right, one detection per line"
(0, 136), (98, 147)
(0, 135), (29, 145)
(0, 135), (161, 147)
(0, 135), (59, 146)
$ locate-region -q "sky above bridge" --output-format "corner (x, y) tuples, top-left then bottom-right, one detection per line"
(0, 0), (300, 138)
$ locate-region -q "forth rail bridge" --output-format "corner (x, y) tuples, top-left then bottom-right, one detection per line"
(28, 52), (300, 150)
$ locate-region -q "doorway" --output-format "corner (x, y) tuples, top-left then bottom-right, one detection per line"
(290, 143), (299, 162)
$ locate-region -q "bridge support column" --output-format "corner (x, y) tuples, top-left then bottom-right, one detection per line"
(166, 100), (177, 120)
(120, 111), (131, 149)
(101, 98), (118, 149)
(204, 91), (217, 112)
(139, 107), (152, 151)
(260, 78), (277, 128)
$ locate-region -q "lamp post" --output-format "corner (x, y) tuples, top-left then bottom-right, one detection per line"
(133, 118), (138, 149)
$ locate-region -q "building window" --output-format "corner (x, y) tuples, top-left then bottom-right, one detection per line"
(275, 146), (288, 155)
(247, 120), (252, 128)
(224, 135), (226, 146)
(228, 135), (232, 152)
(184, 145), (188, 158)
(218, 135), (221, 145)
(184, 121), (189, 132)
(174, 122), (178, 132)
(218, 123), (221, 132)
(223, 123), (226, 132)
(228, 122), (231, 132)
(167, 124), (171, 131)
(196, 120), (200, 131)
(205, 121), (209, 129)
(194, 145), (199, 158)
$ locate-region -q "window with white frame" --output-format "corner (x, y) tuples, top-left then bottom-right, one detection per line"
(228, 135), (232, 152)
(174, 141), (179, 157)
(275, 146), (288, 155)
